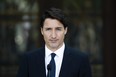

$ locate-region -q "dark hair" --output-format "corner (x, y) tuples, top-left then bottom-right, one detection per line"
(40, 7), (69, 28)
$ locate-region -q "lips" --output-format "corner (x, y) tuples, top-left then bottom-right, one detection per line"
(49, 39), (58, 43)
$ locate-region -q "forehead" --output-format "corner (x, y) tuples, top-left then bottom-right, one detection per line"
(43, 18), (64, 28)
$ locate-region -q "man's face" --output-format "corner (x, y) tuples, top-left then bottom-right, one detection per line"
(41, 18), (67, 51)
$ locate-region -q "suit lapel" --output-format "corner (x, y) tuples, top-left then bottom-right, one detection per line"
(59, 46), (73, 77)
(35, 46), (73, 77)
(36, 47), (46, 77)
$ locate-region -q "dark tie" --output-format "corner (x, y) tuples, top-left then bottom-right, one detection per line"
(47, 53), (56, 77)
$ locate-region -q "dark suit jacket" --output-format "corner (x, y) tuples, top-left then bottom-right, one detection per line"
(17, 46), (92, 77)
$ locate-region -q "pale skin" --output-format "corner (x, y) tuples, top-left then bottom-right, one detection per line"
(41, 18), (68, 52)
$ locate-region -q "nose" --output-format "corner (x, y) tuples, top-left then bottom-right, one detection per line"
(51, 30), (56, 39)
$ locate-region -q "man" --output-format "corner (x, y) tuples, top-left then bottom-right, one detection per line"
(17, 7), (92, 77)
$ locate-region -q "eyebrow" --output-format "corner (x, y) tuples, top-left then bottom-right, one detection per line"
(44, 27), (63, 29)
(56, 27), (62, 29)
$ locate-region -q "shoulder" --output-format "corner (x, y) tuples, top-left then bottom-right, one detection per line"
(28, 47), (44, 54)
(66, 46), (90, 64)
(21, 47), (45, 59)
(66, 46), (89, 59)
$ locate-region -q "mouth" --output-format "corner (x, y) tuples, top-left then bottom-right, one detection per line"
(49, 39), (58, 43)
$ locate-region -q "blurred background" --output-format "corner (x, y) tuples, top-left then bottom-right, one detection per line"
(0, 0), (115, 77)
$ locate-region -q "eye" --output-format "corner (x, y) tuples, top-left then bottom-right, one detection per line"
(45, 28), (51, 31)
(56, 28), (62, 31)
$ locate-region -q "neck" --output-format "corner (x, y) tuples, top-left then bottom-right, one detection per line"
(46, 43), (64, 52)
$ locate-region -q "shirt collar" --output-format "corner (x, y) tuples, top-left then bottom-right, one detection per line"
(45, 43), (65, 58)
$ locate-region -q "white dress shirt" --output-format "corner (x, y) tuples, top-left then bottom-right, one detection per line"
(45, 43), (65, 77)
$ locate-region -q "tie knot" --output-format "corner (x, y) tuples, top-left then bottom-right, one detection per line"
(51, 53), (56, 59)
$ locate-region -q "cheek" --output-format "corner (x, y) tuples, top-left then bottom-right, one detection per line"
(43, 34), (49, 40)
(58, 33), (65, 40)
(43, 33), (47, 40)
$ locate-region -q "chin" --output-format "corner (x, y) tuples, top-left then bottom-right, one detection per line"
(50, 44), (59, 49)
(51, 45), (58, 49)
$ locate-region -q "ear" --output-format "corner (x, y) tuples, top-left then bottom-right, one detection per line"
(41, 28), (43, 35)
(64, 27), (68, 35)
